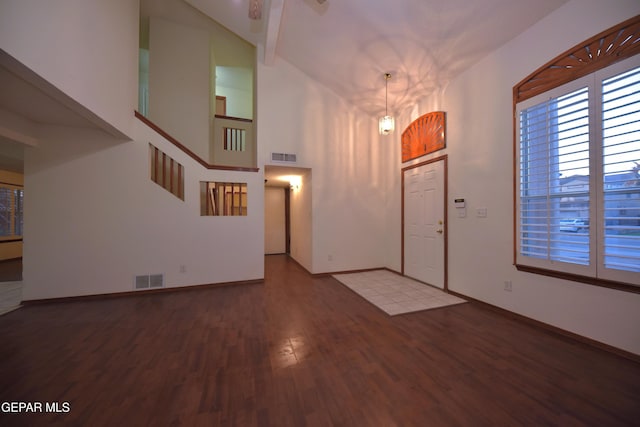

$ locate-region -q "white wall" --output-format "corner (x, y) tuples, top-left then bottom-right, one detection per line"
(149, 16), (210, 161)
(392, 0), (640, 354)
(140, 0), (256, 159)
(210, 24), (256, 120)
(265, 186), (286, 254)
(23, 121), (264, 300)
(9, 0), (264, 300)
(0, 0), (138, 138)
(257, 56), (387, 273)
(216, 66), (253, 119)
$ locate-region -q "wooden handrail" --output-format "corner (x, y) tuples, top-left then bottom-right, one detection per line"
(214, 114), (253, 123)
(135, 111), (259, 172)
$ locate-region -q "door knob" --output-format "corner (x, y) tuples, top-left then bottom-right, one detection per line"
(436, 229), (443, 234)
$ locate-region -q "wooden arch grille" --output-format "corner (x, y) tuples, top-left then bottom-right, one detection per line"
(514, 14), (640, 104)
(401, 111), (446, 163)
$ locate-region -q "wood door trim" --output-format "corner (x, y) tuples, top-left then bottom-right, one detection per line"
(215, 95), (227, 116)
(401, 155), (448, 290)
(284, 188), (291, 254)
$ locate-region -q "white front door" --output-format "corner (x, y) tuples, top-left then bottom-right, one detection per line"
(404, 159), (446, 289)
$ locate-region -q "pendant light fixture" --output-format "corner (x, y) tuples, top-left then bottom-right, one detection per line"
(379, 73), (395, 135)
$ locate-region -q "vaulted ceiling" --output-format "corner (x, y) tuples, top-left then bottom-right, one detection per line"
(186, 0), (569, 117)
(0, 0), (570, 174)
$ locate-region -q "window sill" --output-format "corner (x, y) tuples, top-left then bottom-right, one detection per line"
(515, 264), (640, 294)
(0, 238), (23, 244)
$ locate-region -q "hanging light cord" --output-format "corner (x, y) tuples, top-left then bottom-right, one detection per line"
(384, 73), (391, 115)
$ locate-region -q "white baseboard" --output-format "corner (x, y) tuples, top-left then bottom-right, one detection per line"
(0, 304), (21, 316)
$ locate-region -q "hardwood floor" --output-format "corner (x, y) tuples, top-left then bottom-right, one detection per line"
(1, 254), (639, 426)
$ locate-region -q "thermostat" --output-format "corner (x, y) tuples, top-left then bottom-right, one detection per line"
(454, 198), (465, 208)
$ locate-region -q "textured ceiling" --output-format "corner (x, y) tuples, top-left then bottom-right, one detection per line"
(187, 0), (569, 117)
(0, 0), (571, 174)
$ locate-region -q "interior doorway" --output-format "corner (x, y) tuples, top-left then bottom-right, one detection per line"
(264, 165), (312, 268)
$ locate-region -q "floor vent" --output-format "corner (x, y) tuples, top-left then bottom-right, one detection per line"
(135, 274), (164, 290)
(271, 152), (297, 163)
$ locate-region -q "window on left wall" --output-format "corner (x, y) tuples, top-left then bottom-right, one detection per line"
(200, 182), (247, 216)
(0, 185), (23, 238)
(149, 144), (184, 200)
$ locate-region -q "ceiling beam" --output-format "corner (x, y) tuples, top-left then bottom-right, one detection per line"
(263, 0), (284, 65)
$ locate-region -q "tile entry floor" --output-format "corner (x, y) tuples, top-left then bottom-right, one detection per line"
(333, 270), (466, 316)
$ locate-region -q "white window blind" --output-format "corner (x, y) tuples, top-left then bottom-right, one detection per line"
(0, 188), (11, 236)
(519, 87), (590, 266)
(14, 188), (23, 236)
(602, 66), (640, 273)
(517, 56), (640, 286)
(0, 186), (23, 238)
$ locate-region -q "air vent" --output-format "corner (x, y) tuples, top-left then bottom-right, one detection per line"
(271, 152), (297, 163)
(134, 275), (149, 290)
(149, 274), (164, 288)
(134, 274), (164, 290)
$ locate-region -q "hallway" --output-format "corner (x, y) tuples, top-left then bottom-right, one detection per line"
(0, 255), (638, 425)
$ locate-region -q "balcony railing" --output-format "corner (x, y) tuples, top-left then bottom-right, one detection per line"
(135, 111), (258, 172)
(212, 115), (255, 169)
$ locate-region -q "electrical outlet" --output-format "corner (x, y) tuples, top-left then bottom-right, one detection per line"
(180, 265), (186, 273)
(504, 280), (512, 292)
(328, 254), (333, 261)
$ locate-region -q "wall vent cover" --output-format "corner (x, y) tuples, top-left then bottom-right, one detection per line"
(271, 152), (297, 163)
(134, 274), (164, 290)
(149, 274), (164, 288)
